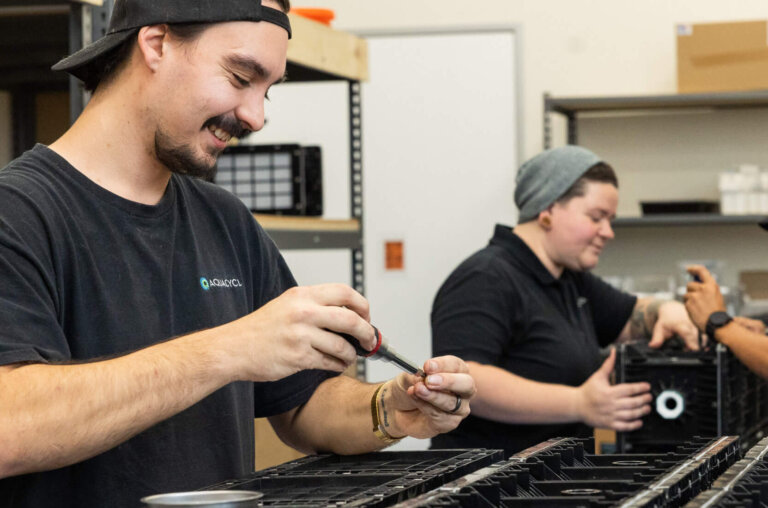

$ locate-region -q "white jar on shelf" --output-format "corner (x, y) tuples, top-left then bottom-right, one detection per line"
(739, 164), (761, 214)
(718, 171), (741, 215)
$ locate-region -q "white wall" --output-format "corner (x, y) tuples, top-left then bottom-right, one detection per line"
(293, 0), (768, 160)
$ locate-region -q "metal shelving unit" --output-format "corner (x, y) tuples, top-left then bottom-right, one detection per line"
(544, 91), (768, 229)
(544, 90), (768, 148)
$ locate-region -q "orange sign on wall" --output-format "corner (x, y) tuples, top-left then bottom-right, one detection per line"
(385, 241), (404, 270)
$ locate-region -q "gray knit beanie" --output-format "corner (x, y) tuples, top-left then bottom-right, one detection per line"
(514, 145), (603, 223)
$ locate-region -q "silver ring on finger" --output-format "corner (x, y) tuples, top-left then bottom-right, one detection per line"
(448, 395), (462, 414)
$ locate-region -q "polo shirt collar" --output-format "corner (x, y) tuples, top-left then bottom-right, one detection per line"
(489, 224), (560, 286)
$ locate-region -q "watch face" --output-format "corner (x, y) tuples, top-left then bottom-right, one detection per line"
(711, 312), (732, 327)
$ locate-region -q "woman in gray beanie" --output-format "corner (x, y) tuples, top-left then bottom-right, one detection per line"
(431, 145), (699, 455)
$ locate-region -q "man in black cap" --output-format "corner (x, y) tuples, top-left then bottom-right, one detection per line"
(0, 1), (475, 506)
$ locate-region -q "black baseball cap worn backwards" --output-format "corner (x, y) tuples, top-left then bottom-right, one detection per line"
(52, 0), (292, 83)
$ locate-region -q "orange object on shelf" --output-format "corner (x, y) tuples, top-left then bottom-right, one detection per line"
(291, 7), (335, 26)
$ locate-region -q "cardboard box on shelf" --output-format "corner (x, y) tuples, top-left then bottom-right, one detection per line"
(740, 270), (768, 300)
(677, 20), (768, 93)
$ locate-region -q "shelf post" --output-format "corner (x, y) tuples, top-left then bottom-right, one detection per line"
(567, 112), (578, 146)
(543, 92), (552, 149)
(67, 0), (114, 123)
(348, 80), (366, 380)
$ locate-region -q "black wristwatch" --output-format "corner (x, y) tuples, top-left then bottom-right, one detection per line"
(705, 311), (733, 342)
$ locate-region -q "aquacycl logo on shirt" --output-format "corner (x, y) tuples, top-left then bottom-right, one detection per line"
(199, 276), (242, 290)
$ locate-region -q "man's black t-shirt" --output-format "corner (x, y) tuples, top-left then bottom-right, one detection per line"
(431, 225), (636, 455)
(0, 145), (334, 507)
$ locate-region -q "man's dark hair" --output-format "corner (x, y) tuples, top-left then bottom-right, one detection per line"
(555, 162), (618, 205)
(83, 0), (291, 92)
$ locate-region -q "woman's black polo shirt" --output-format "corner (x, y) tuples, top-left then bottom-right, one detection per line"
(431, 224), (636, 455)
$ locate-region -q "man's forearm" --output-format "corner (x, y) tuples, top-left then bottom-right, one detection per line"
(716, 322), (768, 379)
(466, 362), (581, 424)
(0, 327), (233, 478)
(271, 376), (390, 456)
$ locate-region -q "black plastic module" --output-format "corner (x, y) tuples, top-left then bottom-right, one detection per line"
(615, 343), (768, 454)
(393, 436), (740, 507)
(201, 449), (503, 507)
(213, 143), (323, 216)
(200, 437), (741, 507)
(685, 437), (768, 507)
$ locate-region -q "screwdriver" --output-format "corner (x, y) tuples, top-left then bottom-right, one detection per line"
(339, 325), (426, 377)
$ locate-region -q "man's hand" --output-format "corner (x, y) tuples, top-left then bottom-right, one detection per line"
(224, 284), (375, 383)
(577, 349), (651, 431)
(684, 265), (726, 332)
(379, 356), (476, 439)
(647, 300), (702, 350)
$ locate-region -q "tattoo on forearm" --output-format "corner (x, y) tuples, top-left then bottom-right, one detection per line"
(645, 300), (662, 333)
(381, 387), (391, 428)
(630, 308), (647, 340)
(629, 300), (664, 340)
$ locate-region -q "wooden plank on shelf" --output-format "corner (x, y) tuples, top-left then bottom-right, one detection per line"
(254, 214), (360, 232)
(287, 12), (368, 82)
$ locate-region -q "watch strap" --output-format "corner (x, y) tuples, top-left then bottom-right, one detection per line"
(706, 311), (733, 342)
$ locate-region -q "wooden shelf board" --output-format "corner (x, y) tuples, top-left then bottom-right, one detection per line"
(254, 214), (359, 232)
(287, 13), (368, 82)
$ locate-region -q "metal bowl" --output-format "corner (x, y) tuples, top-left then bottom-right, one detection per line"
(141, 490), (263, 507)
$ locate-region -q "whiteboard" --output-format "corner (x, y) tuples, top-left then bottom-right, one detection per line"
(253, 29), (520, 450)
(361, 30), (519, 450)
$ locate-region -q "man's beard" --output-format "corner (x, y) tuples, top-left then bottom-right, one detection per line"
(154, 115), (251, 181)
(154, 129), (219, 182)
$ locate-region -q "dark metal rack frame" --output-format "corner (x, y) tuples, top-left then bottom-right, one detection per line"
(543, 90), (768, 229)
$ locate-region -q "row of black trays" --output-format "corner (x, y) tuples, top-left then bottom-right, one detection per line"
(201, 436), (741, 507)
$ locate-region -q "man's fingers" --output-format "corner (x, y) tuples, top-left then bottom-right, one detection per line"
(404, 393), (464, 433)
(315, 351), (354, 373)
(647, 325), (665, 348)
(413, 383), (470, 416)
(687, 265), (714, 284)
(423, 355), (470, 375)
(309, 328), (358, 365)
(315, 305), (377, 351)
(678, 325), (703, 350)
(424, 372), (476, 400)
(305, 283), (370, 321)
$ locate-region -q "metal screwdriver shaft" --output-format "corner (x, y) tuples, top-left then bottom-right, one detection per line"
(339, 325), (426, 377)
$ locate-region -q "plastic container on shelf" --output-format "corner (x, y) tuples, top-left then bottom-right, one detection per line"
(718, 164), (768, 215)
